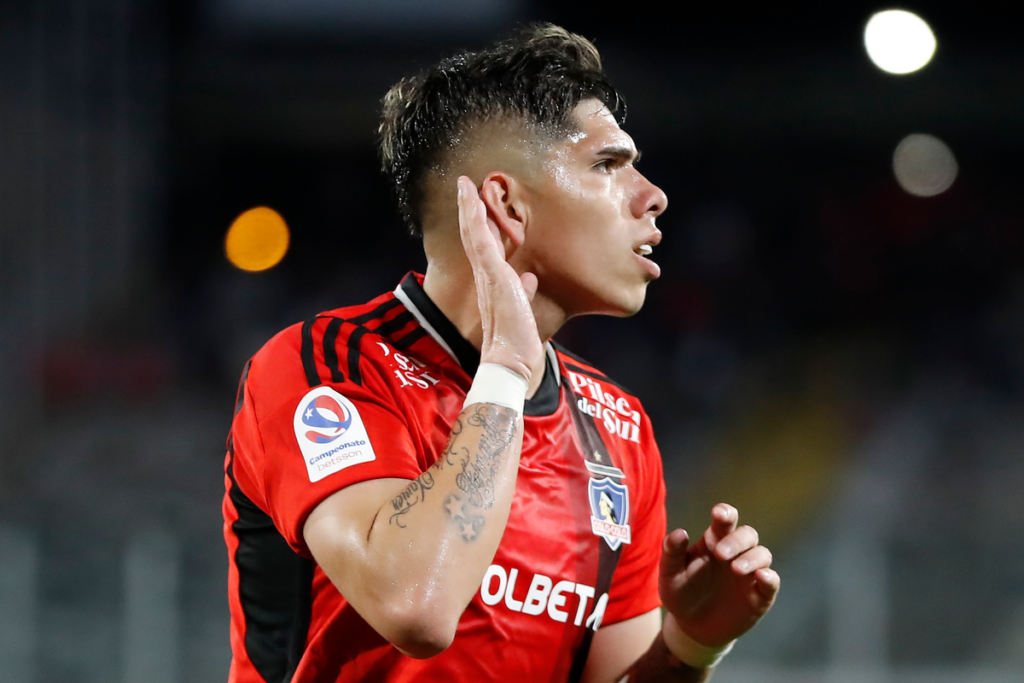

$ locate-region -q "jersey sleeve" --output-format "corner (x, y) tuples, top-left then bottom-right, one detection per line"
(602, 414), (667, 626)
(246, 338), (425, 556)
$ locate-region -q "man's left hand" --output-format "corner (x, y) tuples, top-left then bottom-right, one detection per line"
(660, 503), (780, 648)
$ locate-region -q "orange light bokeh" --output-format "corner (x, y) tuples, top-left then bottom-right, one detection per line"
(225, 206), (290, 272)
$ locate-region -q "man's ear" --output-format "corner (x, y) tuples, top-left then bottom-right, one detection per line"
(479, 172), (527, 251)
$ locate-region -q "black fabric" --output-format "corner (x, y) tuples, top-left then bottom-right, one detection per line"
(562, 381), (625, 683)
(523, 353), (560, 417)
(374, 310), (415, 338)
(346, 326), (369, 386)
(284, 558), (315, 682)
(349, 297), (403, 325)
(228, 439), (314, 683)
(393, 326), (428, 350)
(322, 317), (346, 384)
(300, 318), (321, 388)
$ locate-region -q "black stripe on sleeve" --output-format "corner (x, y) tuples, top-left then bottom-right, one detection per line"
(322, 317), (346, 384)
(373, 310), (415, 338)
(300, 317), (322, 388)
(350, 297), (403, 325)
(346, 326), (369, 386)
(393, 326), (428, 351)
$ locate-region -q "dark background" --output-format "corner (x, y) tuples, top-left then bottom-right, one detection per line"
(2, 1), (1023, 681)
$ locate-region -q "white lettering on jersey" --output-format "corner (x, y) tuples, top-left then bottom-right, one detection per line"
(293, 386), (377, 482)
(505, 567), (525, 612)
(481, 565), (507, 606)
(547, 581), (575, 623)
(567, 371), (642, 443)
(387, 350), (441, 390)
(585, 592), (609, 631)
(573, 584), (595, 626)
(522, 574), (553, 616)
(480, 564), (606, 631)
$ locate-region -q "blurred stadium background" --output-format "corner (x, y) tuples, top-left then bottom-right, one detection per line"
(2, 1), (1024, 681)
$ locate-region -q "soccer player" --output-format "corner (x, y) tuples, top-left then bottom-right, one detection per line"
(224, 24), (779, 683)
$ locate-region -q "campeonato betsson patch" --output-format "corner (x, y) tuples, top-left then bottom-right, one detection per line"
(293, 386), (376, 482)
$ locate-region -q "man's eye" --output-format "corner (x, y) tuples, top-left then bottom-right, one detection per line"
(594, 159), (616, 172)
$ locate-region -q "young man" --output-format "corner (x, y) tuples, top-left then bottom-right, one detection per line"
(224, 24), (779, 683)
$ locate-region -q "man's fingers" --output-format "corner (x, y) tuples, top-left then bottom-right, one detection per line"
(753, 568), (781, 601)
(659, 529), (690, 578)
(715, 525), (759, 561)
(456, 175), (543, 379)
(730, 545), (772, 575)
(703, 503), (738, 550)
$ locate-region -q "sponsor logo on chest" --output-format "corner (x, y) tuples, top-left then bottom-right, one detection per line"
(479, 564), (608, 631)
(567, 371), (642, 444)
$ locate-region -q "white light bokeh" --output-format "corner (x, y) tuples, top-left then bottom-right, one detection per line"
(864, 10), (937, 74)
(892, 133), (958, 197)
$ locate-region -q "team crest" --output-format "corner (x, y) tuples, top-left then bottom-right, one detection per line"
(588, 478), (631, 550)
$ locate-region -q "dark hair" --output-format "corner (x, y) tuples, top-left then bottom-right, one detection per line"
(379, 23), (625, 235)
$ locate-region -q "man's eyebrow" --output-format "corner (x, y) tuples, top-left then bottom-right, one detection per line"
(596, 145), (642, 165)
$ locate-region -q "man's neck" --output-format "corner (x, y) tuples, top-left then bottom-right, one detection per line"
(421, 263), (563, 399)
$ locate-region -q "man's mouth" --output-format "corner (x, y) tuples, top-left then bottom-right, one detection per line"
(634, 244), (653, 257)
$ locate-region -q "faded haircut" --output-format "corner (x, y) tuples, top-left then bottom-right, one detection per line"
(379, 23), (625, 235)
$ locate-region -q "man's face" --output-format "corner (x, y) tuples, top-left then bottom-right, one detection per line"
(517, 99), (667, 318)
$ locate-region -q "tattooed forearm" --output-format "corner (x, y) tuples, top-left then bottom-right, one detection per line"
(454, 404), (516, 509)
(443, 492), (485, 542)
(387, 403), (519, 542)
(388, 471), (435, 528)
(436, 414), (467, 471)
(445, 404), (518, 542)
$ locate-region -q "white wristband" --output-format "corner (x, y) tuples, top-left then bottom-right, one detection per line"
(662, 614), (735, 669)
(463, 363), (529, 415)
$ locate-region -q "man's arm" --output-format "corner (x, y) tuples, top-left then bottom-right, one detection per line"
(304, 401), (522, 658)
(303, 176), (544, 659)
(582, 504), (780, 682)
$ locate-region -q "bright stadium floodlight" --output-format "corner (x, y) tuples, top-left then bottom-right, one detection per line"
(864, 10), (937, 74)
(892, 133), (958, 197)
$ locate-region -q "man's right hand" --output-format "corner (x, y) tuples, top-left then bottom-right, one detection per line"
(457, 175), (543, 382)
(302, 178), (541, 660)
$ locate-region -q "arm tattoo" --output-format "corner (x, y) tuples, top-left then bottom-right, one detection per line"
(388, 471), (435, 528)
(444, 404), (517, 543)
(387, 403), (519, 543)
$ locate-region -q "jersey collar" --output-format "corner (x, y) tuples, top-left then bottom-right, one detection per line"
(395, 272), (560, 416)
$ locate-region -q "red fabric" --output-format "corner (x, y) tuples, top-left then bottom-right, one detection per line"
(224, 276), (666, 682)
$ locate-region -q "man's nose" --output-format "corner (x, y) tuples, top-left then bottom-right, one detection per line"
(630, 172), (668, 219)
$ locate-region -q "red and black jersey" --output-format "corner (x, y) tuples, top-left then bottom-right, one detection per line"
(224, 272), (667, 683)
